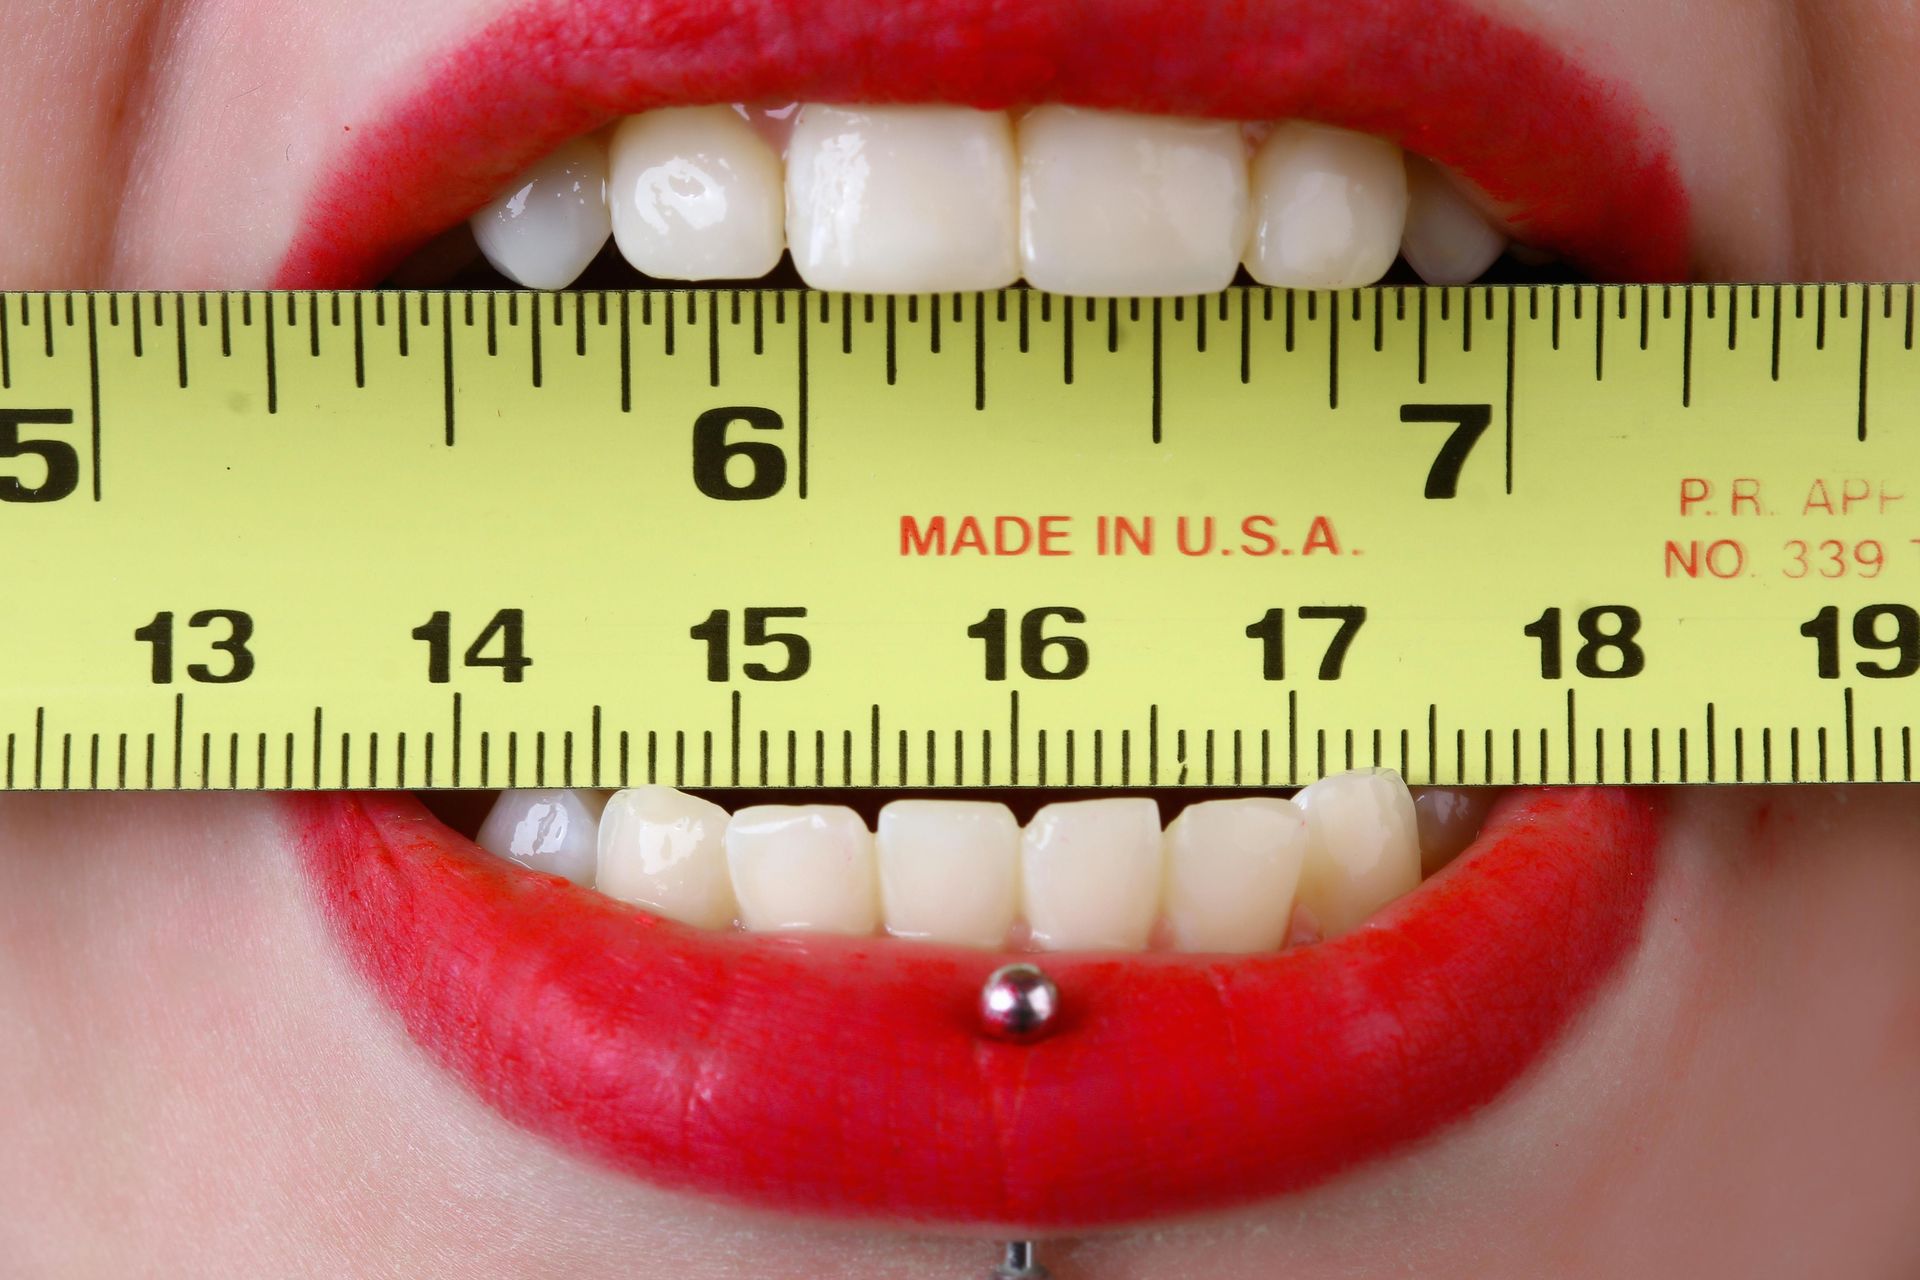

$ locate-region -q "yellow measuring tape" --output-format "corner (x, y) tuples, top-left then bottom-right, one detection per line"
(0, 284), (1914, 790)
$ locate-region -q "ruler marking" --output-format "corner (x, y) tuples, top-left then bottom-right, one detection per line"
(592, 705), (602, 786)
(530, 292), (542, 386)
(1763, 726), (1774, 781)
(885, 295), (897, 384)
(1907, 285), (1915, 350)
(1728, 285), (1738, 350)
(1327, 292), (1339, 408)
(443, 294), (456, 445)
(451, 693), (463, 786)
(1594, 288), (1605, 379)
(264, 294), (278, 414)
(1109, 297), (1120, 355)
(620, 291), (633, 412)
(576, 292), (588, 357)
(839, 291), (852, 355)
(837, 729), (848, 787)
(1733, 726), (1743, 782)
(674, 730), (685, 785)
(1286, 290), (1296, 352)
(175, 293), (189, 387)
(709, 290), (722, 386)
(1771, 284), (1783, 380)
(564, 729), (575, 786)
(1566, 689), (1577, 782)
(620, 730), (630, 786)
(974, 291), (986, 410)
(1705, 703), (1717, 781)
(1817, 285), (1828, 348)
(1151, 298), (1163, 443)
(353, 294), (365, 387)
(1286, 690), (1297, 784)
(310, 705), (323, 788)
(337, 731), (348, 790)
(1651, 727), (1662, 782)
(1195, 293), (1208, 354)
(1426, 704), (1437, 781)
(420, 733), (431, 787)
(797, 296), (810, 499)
(1638, 285), (1648, 350)
(1623, 727), (1633, 782)
(647, 730), (657, 784)
(1790, 727), (1801, 781)
(1857, 291), (1870, 441)
(501, 731), (511, 786)
(931, 292), (943, 356)
(1062, 295), (1074, 384)
(952, 728), (963, 786)
(869, 703), (880, 786)
(393, 733), (403, 789)
(133, 293), (144, 357)
(486, 292), (498, 355)
(1461, 286), (1473, 352)
(367, 731), (378, 788)
(733, 691), (744, 786)
(0, 291), (9, 387)
(1038, 728), (1050, 784)
(1416, 289), (1427, 382)
(60, 733), (70, 789)
(1503, 288), (1516, 494)
(86, 296), (102, 500)
(538, 730), (548, 786)
(307, 293), (320, 358)
(119, 733), (129, 789)
(1550, 287), (1560, 350)
(1681, 287), (1693, 407)
(1844, 687), (1857, 780)
(1017, 289), (1029, 354)
(398, 289), (409, 357)
(1242, 289), (1256, 378)
(1818, 725), (1829, 781)
(1875, 725), (1885, 781)
(1906, 727), (1913, 782)
(1008, 691), (1020, 782)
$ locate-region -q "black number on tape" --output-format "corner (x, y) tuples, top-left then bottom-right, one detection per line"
(411, 609), (532, 683)
(132, 609), (256, 684)
(967, 607), (1089, 681)
(692, 407), (787, 501)
(690, 607), (812, 682)
(1400, 403), (1492, 500)
(1801, 604), (1920, 679)
(1524, 605), (1646, 679)
(1245, 606), (1368, 680)
(0, 408), (79, 504)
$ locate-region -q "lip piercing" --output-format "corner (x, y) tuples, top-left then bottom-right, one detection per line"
(978, 962), (1059, 1042)
(989, 1240), (1051, 1279)
(978, 968), (1057, 1276)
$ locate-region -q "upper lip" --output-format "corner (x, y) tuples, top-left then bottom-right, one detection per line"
(273, 0), (1692, 289)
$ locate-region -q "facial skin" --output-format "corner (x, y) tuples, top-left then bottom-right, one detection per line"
(4, 2), (1920, 1276)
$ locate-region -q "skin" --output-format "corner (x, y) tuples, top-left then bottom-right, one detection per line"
(3, 0), (1920, 1275)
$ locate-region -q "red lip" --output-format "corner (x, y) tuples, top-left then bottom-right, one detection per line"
(290, 788), (1657, 1228)
(274, 0), (1689, 288)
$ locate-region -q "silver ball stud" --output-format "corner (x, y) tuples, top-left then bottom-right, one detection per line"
(978, 963), (1059, 1042)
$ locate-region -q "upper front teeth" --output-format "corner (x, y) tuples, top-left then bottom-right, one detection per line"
(474, 769), (1454, 952)
(472, 105), (1512, 292)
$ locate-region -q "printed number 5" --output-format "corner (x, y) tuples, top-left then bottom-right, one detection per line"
(1400, 403), (1491, 499)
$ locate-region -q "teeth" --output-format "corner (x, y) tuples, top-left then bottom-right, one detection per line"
(596, 786), (737, 928)
(876, 800), (1020, 947)
(469, 135), (611, 289)
(1411, 787), (1499, 876)
(1017, 106), (1249, 296)
(786, 104), (1020, 292)
(1163, 797), (1308, 953)
(1399, 156), (1507, 285)
(726, 804), (879, 935)
(1292, 769), (1422, 938)
(1020, 797), (1163, 951)
(1244, 123), (1407, 289)
(607, 106), (785, 282)
(475, 788), (611, 887)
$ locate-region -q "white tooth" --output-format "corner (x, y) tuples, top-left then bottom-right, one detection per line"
(469, 135), (611, 289)
(727, 804), (878, 935)
(474, 788), (611, 888)
(785, 104), (1019, 292)
(1020, 798), (1163, 951)
(1017, 106), (1248, 297)
(1399, 156), (1506, 284)
(608, 107), (785, 282)
(876, 800), (1019, 948)
(1411, 787), (1499, 876)
(1163, 798), (1308, 953)
(595, 786), (737, 929)
(1293, 769), (1421, 938)
(1244, 122), (1407, 289)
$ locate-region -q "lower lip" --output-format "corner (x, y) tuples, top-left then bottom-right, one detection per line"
(289, 787), (1658, 1228)
(275, 0), (1688, 288)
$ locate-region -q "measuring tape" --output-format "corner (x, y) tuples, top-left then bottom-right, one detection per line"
(1, 283), (1915, 791)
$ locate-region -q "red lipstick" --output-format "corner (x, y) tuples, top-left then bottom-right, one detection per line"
(274, 0), (1689, 288)
(290, 788), (1657, 1228)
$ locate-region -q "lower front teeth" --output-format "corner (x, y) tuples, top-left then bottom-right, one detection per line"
(470, 104), (1519, 292)
(476, 770), (1458, 952)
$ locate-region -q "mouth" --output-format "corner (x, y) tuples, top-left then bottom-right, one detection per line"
(278, 0), (1684, 1240)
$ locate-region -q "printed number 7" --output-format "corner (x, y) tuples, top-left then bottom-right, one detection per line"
(1400, 403), (1492, 499)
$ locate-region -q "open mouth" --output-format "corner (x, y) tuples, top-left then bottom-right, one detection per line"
(278, 0), (1685, 1241)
